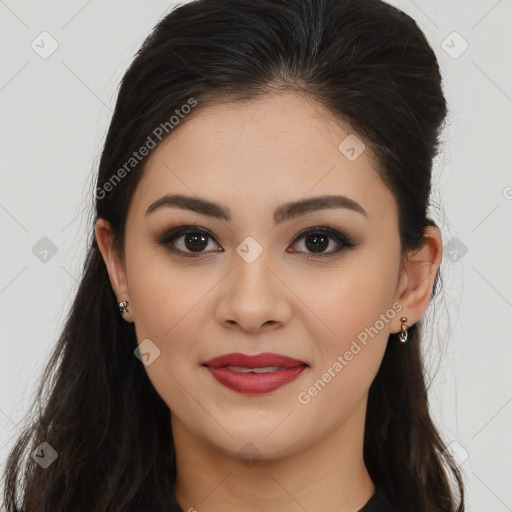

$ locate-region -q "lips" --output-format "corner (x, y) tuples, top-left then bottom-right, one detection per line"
(202, 352), (309, 394)
(202, 352), (308, 370)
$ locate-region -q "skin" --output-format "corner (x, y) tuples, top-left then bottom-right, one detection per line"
(95, 91), (442, 512)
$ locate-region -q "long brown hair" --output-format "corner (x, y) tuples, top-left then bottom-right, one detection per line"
(2, 0), (465, 510)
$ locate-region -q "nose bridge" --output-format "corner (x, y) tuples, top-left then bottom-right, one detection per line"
(216, 237), (291, 330)
(231, 238), (278, 302)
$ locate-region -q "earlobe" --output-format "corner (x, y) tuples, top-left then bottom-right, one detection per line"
(94, 218), (131, 317)
(394, 226), (442, 332)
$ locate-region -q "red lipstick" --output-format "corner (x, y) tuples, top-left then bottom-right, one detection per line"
(202, 352), (308, 395)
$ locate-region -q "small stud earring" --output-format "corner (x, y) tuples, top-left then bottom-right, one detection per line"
(399, 317), (409, 343)
(119, 300), (129, 316)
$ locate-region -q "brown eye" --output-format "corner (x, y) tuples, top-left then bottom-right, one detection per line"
(158, 226), (221, 257)
(288, 226), (357, 258)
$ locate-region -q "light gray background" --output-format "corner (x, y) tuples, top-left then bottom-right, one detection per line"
(1, 1), (511, 510)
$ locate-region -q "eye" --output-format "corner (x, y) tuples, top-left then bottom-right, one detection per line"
(287, 226), (357, 258)
(157, 224), (358, 259)
(157, 225), (221, 258)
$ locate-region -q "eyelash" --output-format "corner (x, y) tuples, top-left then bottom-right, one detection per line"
(156, 224), (358, 260)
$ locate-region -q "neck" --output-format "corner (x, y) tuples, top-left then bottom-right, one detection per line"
(171, 396), (375, 512)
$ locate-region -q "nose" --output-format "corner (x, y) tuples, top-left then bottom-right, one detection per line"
(215, 252), (293, 333)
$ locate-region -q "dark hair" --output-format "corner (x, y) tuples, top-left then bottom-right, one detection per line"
(2, 0), (465, 511)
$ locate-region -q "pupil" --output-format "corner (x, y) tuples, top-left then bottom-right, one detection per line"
(305, 234), (328, 252)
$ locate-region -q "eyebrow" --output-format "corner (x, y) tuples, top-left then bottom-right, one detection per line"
(145, 193), (369, 223)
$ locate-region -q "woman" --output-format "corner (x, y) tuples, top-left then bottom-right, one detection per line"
(2, 0), (465, 511)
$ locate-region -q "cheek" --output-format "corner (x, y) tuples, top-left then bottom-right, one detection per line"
(125, 249), (217, 384)
(126, 250), (209, 343)
(126, 261), (206, 412)
(298, 252), (399, 348)
(295, 269), (394, 421)
(292, 251), (400, 412)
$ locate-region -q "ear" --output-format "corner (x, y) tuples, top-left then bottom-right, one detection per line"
(95, 218), (133, 322)
(392, 225), (442, 332)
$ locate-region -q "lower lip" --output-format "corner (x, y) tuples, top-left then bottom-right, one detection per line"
(205, 365), (308, 394)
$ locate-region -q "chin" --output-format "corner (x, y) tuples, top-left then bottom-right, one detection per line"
(201, 424), (308, 463)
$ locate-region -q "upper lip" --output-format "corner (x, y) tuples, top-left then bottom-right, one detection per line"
(202, 352), (308, 369)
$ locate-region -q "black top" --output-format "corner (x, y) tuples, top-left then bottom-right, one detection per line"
(358, 488), (396, 512)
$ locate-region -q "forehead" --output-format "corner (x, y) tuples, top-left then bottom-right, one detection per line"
(128, 92), (397, 228)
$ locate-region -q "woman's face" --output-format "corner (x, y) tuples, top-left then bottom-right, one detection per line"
(100, 92), (410, 460)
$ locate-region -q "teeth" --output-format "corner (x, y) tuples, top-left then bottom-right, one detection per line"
(224, 366), (283, 374)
